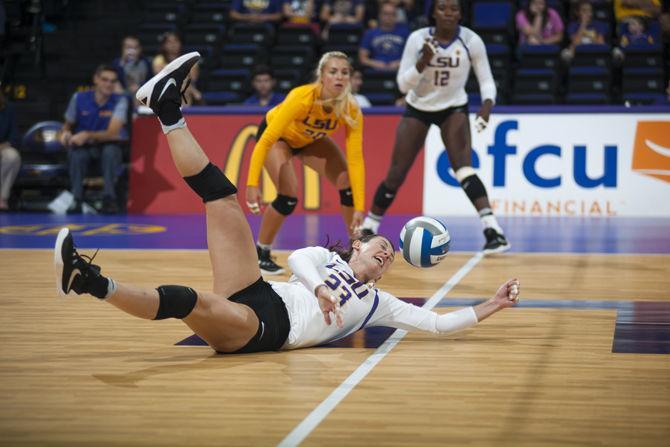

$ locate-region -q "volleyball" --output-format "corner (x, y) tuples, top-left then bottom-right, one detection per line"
(399, 216), (451, 268)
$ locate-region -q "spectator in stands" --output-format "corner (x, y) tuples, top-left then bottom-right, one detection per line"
(620, 15), (657, 46)
(351, 68), (372, 107)
(0, 91), (20, 211)
(358, 1), (409, 72)
(230, 0), (283, 24)
(58, 65), (128, 215)
(515, 0), (564, 45)
(561, 0), (608, 62)
(243, 65), (286, 107)
(320, 0), (365, 39)
(152, 32), (202, 105)
(614, 0), (661, 25)
(283, 0), (317, 27)
(366, 0), (414, 28)
(113, 35), (152, 107)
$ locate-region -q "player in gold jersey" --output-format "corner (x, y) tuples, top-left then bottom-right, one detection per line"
(246, 51), (366, 275)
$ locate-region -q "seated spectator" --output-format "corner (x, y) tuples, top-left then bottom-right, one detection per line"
(152, 32), (202, 105)
(230, 0), (283, 24)
(320, 0), (365, 39)
(58, 65), (128, 214)
(515, 0), (564, 45)
(358, 1), (409, 72)
(614, 0), (661, 25)
(562, 0), (608, 62)
(620, 16), (657, 46)
(113, 35), (152, 107)
(243, 65), (286, 107)
(283, 0), (316, 25)
(351, 68), (372, 108)
(366, 0), (414, 28)
(0, 91), (20, 211)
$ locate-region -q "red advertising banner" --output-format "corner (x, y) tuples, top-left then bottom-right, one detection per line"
(128, 113), (424, 214)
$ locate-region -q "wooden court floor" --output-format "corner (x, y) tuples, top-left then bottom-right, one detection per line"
(1, 249), (669, 446)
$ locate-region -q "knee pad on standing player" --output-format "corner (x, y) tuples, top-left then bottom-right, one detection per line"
(455, 167), (487, 202)
(373, 183), (397, 211)
(339, 188), (354, 207)
(183, 163), (238, 203)
(154, 285), (198, 320)
(271, 194), (298, 215)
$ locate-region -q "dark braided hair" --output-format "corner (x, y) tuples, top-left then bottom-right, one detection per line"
(428, 0), (461, 27)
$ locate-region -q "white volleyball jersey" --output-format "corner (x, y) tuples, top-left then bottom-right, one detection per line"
(397, 25), (496, 111)
(270, 246), (478, 350)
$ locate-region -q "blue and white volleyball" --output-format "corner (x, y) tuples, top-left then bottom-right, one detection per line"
(399, 216), (451, 268)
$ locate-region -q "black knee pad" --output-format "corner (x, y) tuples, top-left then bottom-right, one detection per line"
(183, 162), (237, 203)
(460, 174), (488, 203)
(339, 188), (354, 207)
(271, 194), (298, 215)
(373, 183), (397, 211)
(154, 285), (198, 320)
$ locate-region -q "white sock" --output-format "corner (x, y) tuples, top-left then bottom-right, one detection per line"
(362, 213), (382, 233)
(161, 117), (186, 135)
(257, 242), (272, 251)
(104, 277), (118, 300)
(479, 210), (503, 234)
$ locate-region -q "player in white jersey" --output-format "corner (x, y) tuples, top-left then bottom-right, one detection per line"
(54, 52), (520, 354)
(361, 0), (511, 254)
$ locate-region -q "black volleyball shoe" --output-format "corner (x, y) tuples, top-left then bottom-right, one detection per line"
(54, 228), (108, 298)
(135, 51), (201, 121)
(482, 228), (511, 255)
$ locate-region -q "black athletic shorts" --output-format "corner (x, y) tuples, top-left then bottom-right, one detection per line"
(228, 277), (291, 353)
(256, 118), (308, 155)
(402, 102), (469, 127)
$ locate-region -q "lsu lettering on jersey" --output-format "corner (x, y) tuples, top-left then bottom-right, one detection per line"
(271, 246), (478, 350)
(397, 26), (496, 111)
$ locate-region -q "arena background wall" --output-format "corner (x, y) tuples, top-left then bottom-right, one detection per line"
(128, 107), (670, 216)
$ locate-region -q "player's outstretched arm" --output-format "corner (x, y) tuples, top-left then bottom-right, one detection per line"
(473, 278), (520, 322)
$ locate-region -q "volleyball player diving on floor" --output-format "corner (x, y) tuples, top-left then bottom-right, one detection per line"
(361, 0), (511, 254)
(54, 52), (520, 355)
(246, 51), (366, 275)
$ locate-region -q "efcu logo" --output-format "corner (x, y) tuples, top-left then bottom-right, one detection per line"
(632, 121), (670, 183)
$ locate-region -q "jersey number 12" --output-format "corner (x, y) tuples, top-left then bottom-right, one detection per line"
(434, 70), (450, 86)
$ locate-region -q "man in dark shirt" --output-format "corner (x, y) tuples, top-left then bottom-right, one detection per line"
(243, 65), (286, 107)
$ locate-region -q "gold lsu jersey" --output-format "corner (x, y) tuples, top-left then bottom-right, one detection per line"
(247, 83), (365, 211)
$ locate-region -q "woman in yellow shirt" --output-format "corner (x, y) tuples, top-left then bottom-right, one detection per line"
(246, 51), (366, 275)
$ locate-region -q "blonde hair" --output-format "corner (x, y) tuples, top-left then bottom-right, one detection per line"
(314, 51), (359, 128)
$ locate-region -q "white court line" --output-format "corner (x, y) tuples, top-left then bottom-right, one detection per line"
(277, 252), (485, 447)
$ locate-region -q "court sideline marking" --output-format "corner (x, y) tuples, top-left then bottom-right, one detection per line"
(277, 252), (485, 447)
